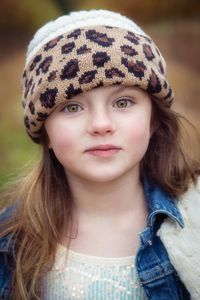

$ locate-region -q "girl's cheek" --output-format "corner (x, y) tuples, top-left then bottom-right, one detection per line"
(127, 121), (151, 140)
(46, 119), (76, 149)
(126, 124), (151, 158)
(52, 133), (76, 151)
(46, 123), (74, 150)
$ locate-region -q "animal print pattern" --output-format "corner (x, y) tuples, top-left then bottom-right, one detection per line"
(22, 26), (173, 143)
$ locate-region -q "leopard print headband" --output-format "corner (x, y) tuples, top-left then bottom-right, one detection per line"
(22, 10), (174, 143)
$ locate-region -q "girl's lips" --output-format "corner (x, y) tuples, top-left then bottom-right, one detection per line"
(85, 145), (121, 157)
(86, 144), (121, 151)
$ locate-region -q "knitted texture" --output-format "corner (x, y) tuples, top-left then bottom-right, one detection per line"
(26, 10), (148, 64)
(22, 10), (174, 143)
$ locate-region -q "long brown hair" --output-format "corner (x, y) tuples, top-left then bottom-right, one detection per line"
(141, 96), (200, 196)
(0, 97), (200, 299)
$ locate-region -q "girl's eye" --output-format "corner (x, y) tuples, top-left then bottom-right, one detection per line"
(114, 98), (134, 109)
(62, 104), (83, 113)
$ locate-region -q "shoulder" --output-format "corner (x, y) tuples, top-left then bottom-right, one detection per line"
(159, 177), (200, 234)
(0, 205), (16, 254)
(0, 206), (15, 299)
(177, 177), (200, 223)
(158, 178), (200, 300)
(0, 205), (16, 223)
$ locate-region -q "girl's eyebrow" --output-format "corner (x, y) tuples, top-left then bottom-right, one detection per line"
(111, 86), (135, 95)
(65, 86), (135, 103)
(101, 86), (136, 97)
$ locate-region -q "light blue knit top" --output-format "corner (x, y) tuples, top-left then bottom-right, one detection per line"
(42, 244), (145, 300)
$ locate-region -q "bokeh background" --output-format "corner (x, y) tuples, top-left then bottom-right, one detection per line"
(0, 0), (200, 189)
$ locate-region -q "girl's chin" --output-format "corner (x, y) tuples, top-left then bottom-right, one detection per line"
(71, 171), (128, 184)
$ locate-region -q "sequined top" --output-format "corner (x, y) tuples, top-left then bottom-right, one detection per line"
(42, 243), (145, 300)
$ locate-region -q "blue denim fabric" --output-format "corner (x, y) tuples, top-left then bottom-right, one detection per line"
(0, 205), (15, 299)
(0, 180), (190, 299)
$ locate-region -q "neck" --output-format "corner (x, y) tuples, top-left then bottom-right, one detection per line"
(60, 169), (148, 252)
(66, 169), (146, 220)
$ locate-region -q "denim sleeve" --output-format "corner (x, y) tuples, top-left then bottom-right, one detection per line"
(0, 252), (13, 299)
(0, 205), (17, 222)
(0, 205), (15, 299)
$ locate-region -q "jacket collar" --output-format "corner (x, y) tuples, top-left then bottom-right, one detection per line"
(143, 178), (184, 229)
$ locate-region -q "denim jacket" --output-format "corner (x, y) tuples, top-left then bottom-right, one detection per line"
(0, 179), (190, 299)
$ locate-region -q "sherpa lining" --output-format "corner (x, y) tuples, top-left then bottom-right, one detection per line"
(158, 178), (200, 300)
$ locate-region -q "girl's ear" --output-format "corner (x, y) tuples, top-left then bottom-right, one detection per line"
(150, 109), (160, 136)
(41, 126), (52, 148)
(150, 100), (160, 136)
(150, 118), (160, 136)
(48, 141), (52, 149)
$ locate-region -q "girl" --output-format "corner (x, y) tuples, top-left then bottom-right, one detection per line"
(0, 9), (200, 300)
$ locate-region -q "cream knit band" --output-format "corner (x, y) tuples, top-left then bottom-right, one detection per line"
(22, 10), (174, 143)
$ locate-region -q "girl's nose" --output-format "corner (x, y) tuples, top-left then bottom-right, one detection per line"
(87, 111), (116, 136)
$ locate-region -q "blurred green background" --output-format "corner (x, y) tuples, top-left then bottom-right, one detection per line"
(0, 0), (200, 189)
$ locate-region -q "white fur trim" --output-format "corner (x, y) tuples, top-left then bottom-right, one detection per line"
(158, 178), (200, 299)
(26, 9), (148, 66)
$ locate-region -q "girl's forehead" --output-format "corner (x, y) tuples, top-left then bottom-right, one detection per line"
(71, 85), (146, 100)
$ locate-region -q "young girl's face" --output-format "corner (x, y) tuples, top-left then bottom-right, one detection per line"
(44, 85), (153, 183)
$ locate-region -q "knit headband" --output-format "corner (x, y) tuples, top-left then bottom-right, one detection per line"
(22, 10), (174, 143)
